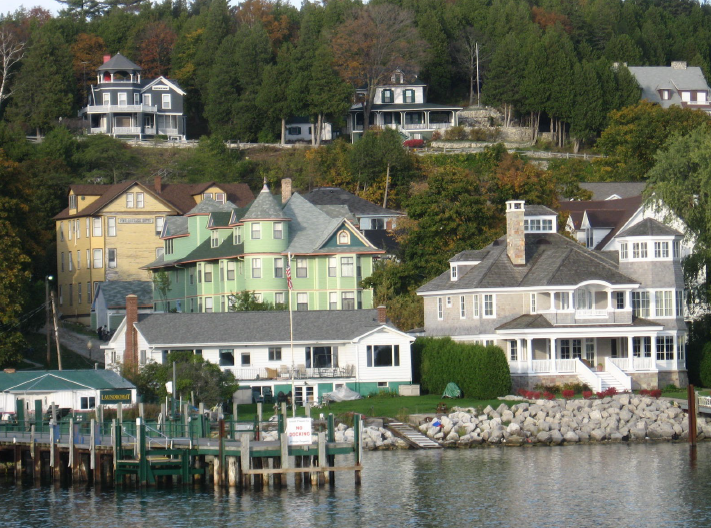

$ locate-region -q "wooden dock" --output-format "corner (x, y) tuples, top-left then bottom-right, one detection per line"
(0, 410), (364, 490)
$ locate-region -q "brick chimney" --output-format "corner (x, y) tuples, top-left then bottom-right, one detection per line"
(124, 294), (138, 372)
(506, 200), (526, 266)
(377, 305), (387, 324)
(103, 54), (111, 63)
(154, 175), (162, 194)
(282, 178), (292, 204)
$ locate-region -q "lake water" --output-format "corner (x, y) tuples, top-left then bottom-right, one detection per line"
(4, 442), (711, 527)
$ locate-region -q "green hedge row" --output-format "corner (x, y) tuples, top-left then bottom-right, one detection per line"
(414, 337), (511, 399)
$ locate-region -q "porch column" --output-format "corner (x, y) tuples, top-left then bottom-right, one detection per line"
(607, 291), (613, 311)
(627, 336), (635, 372)
(452, 111), (457, 126)
(550, 338), (557, 373)
(651, 336), (658, 365)
(527, 338), (533, 374)
(425, 111), (430, 129)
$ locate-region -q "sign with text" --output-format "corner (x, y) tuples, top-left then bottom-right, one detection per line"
(118, 218), (153, 224)
(99, 390), (132, 404)
(286, 417), (313, 446)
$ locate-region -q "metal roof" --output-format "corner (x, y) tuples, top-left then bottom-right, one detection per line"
(0, 370), (135, 392)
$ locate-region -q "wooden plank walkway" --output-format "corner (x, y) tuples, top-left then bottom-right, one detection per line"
(385, 422), (441, 449)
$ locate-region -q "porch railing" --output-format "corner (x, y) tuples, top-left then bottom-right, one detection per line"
(226, 366), (354, 381)
(429, 122), (452, 129)
(574, 358), (602, 392)
(575, 309), (608, 318)
(113, 126), (141, 135)
(633, 357), (656, 371)
(532, 360), (551, 373)
(609, 357), (630, 371)
(555, 359), (577, 373)
(604, 357), (632, 391)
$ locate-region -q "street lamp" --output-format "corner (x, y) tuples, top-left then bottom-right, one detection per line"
(45, 275), (53, 368)
(87, 340), (93, 362)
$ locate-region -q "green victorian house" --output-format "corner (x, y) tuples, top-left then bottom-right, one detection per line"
(144, 183), (384, 312)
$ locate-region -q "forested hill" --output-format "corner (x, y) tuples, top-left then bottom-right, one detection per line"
(1, 0), (711, 141)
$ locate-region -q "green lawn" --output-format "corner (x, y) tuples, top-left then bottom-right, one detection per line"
(19, 333), (102, 370)
(236, 394), (508, 423)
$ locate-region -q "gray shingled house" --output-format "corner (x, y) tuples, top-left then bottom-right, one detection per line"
(79, 53), (187, 140)
(91, 280), (153, 332)
(418, 200), (688, 392)
(627, 61), (711, 113)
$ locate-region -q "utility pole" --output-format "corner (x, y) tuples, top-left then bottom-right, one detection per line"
(50, 290), (62, 370)
(45, 276), (53, 368)
(475, 42), (480, 107)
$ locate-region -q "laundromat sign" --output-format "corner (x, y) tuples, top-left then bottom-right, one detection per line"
(99, 390), (132, 404)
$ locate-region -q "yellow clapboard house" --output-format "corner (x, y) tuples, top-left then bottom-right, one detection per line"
(54, 178), (254, 324)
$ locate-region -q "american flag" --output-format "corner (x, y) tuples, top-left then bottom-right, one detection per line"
(286, 263), (293, 290)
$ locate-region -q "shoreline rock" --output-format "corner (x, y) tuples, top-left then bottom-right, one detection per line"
(344, 395), (707, 450)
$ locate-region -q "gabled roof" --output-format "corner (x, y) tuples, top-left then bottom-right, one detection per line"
(578, 182), (646, 201)
(418, 232), (638, 294)
(133, 310), (407, 345)
(142, 76), (186, 96)
(628, 64), (710, 109)
(96, 281), (153, 309)
(163, 216), (188, 238)
(98, 53), (141, 72)
(302, 187), (404, 217)
(242, 184), (289, 221)
(617, 217), (683, 238)
(0, 370), (135, 392)
(525, 205), (557, 216)
(54, 182), (254, 220)
(558, 196), (642, 249)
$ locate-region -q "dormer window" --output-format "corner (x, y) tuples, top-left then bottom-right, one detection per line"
(337, 230), (350, 245)
(673, 240), (681, 258)
(620, 243), (628, 260)
(215, 193), (226, 204)
(451, 266), (458, 281)
(681, 91), (691, 102)
(211, 230), (219, 248)
(403, 89), (415, 103)
(661, 89), (671, 101)
(382, 89), (394, 103)
(524, 218), (554, 232)
(632, 242), (648, 259)
(69, 195), (77, 209)
(204, 192), (213, 201)
(654, 241), (669, 258)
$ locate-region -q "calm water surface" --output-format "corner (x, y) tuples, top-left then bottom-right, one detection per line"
(4, 442), (711, 527)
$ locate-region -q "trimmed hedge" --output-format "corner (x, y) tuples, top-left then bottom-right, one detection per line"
(415, 337), (511, 399)
(699, 342), (711, 388)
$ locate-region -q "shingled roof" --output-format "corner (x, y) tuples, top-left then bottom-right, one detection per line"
(418, 232), (638, 294)
(0, 370), (135, 392)
(302, 187), (404, 217)
(54, 181), (254, 220)
(97, 281), (153, 309)
(134, 309), (399, 345)
(558, 196), (643, 250)
(98, 53), (141, 72)
(617, 217), (683, 238)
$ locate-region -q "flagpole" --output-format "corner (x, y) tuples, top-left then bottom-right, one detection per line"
(287, 253), (296, 417)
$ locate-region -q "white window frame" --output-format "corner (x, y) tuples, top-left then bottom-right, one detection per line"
(136, 192), (144, 208)
(93, 249), (103, 269)
(472, 294), (479, 317)
(341, 257), (354, 277)
(108, 248), (117, 269)
(126, 193), (134, 208)
(162, 93), (171, 109)
(338, 231), (350, 245)
(251, 222), (261, 240)
(654, 241), (669, 259)
(211, 230), (219, 248)
(437, 297), (443, 320)
(273, 222), (283, 240)
(483, 294), (495, 318)
(252, 258), (261, 278)
(107, 217), (116, 237)
(530, 293), (537, 314)
(460, 295), (466, 319)
(620, 243), (628, 260)
(92, 217), (102, 237)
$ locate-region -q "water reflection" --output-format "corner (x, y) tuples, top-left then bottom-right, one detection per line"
(4, 443), (711, 527)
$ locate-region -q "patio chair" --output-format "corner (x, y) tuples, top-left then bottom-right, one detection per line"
(279, 365), (289, 378)
(296, 364), (307, 378)
(263, 387), (274, 404)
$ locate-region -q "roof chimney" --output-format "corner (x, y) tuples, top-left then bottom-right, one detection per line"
(124, 294), (138, 373)
(506, 200), (526, 266)
(671, 61), (687, 70)
(103, 54), (111, 64)
(377, 305), (387, 324)
(282, 178), (292, 204)
(154, 175), (162, 194)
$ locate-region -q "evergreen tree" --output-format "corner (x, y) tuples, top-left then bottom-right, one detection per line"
(6, 26), (75, 138)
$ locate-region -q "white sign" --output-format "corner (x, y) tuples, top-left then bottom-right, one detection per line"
(286, 417), (313, 446)
(119, 218), (153, 224)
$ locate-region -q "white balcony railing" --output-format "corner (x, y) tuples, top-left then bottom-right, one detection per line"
(532, 360), (552, 373)
(90, 127), (106, 134)
(144, 127), (156, 135)
(430, 122), (452, 129)
(633, 357), (656, 371)
(609, 357), (630, 371)
(113, 127), (141, 135)
(402, 123), (425, 130)
(575, 309), (608, 318)
(85, 104), (158, 113)
(159, 128), (179, 136)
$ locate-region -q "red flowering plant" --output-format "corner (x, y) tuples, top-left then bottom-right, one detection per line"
(561, 389), (575, 399)
(582, 391), (593, 400)
(543, 391), (556, 400)
(403, 139), (425, 149)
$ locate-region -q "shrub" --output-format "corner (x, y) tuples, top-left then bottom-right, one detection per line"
(443, 126), (467, 140)
(532, 391), (541, 399)
(582, 391), (593, 399)
(640, 389), (662, 398)
(662, 384), (679, 393)
(416, 337), (511, 398)
(431, 130), (441, 141)
(561, 389), (575, 399)
(534, 383), (561, 394)
(562, 381), (592, 394)
(468, 128), (488, 141)
(403, 139), (425, 149)
(543, 391), (556, 400)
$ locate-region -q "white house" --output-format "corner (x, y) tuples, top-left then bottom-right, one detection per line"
(103, 296), (414, 405)
(627, 61), (711, 113)
(348, 68), (462, 142)
(417, 200), (688, 392)
(91, 280), (153, 332)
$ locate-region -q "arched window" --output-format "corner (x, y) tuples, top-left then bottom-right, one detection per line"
(338, 230), (350, 245)
(575, 288), (593, 310)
